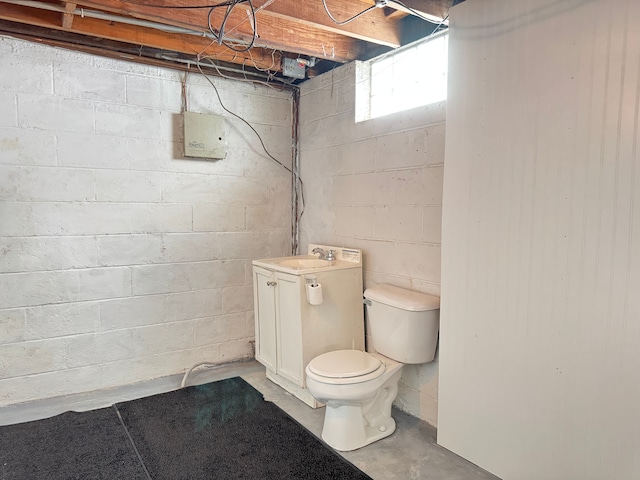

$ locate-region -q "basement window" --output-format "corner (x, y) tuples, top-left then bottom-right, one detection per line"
(356, 31), (448, 122)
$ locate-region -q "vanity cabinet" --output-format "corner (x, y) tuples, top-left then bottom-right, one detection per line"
(252, 246), (364, 407)
(253, 267), (304, 386)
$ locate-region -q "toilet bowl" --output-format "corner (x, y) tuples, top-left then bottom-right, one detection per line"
(305, 350), (403, 451)
(305, 284), (440, 451)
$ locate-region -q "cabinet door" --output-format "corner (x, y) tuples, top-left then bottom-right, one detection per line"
(275, 272), (303, 386)
(253, 267), (277, 371)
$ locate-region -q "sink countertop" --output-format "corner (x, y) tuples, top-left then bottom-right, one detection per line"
(252, 255), (361, 275)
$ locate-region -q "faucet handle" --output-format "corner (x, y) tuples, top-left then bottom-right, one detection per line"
(326, 249), (336, 261)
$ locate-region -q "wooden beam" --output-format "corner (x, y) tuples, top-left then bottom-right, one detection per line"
(62, 2), (76, 29)
(70, 0), (368, 61)
(248, 0), (401, 48)
(383, 0), (452, 22)
(0, 3), (281, 70)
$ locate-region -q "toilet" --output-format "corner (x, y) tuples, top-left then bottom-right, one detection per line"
(305, 284), (440, 451)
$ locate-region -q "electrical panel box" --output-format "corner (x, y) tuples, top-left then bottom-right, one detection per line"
(183, 111), (227, 159)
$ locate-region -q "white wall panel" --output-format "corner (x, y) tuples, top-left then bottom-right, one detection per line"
(439, 0), (640, 478)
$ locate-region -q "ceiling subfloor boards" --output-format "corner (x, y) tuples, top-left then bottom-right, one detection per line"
(0, 0), (454, 80)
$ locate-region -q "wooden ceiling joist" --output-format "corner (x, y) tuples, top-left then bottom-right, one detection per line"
(62, 2), (76, 29)
(65, 0), (370, 62)
(246, 0), (401, 48)
(0, 2), (281, 70)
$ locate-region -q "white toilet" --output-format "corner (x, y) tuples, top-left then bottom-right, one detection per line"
(305, 284), (440, 451)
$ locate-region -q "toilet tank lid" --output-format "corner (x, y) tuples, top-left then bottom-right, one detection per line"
(364, 284), (440, 312)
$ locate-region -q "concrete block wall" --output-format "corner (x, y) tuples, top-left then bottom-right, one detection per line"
(0, 36), (293, 406)
(298, 63), (445, 426)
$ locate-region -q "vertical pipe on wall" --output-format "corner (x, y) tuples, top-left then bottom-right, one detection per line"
(291, 86), (301, 255)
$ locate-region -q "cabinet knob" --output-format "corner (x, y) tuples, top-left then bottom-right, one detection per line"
(267, 281), (277, 287)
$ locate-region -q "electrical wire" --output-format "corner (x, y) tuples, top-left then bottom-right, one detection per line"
(321, 0), (376, 25)
(290, 87), (303, 252)
(321, 0), (448, 28)
(200, 56), (284, 89)
(246, 48), (280, 74)
(194, 61), (305, 240)
(122, 0), (258, 54)
(195, 60), (305, 222)
(181, 361), (218, 388)
(224, 0), (278, 36)
(180, 73), (188, 112)
(196, 61), (289, 171)
(430, 13), (450, 36)
(207, 0), (257, 53)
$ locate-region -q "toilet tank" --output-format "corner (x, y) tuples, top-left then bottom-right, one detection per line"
(364, 284), (440, 364)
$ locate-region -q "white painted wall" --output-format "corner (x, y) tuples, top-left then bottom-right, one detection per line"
(0, 36), (292, 406)
(298, 63), (446, 426)
(439, 0), (640, 478)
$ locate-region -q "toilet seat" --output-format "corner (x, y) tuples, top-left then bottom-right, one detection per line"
(307, 350), (385, 385)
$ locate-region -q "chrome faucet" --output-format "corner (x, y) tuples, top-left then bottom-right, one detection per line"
(312, 247), (336, 261)
(312, 247), (326, 259)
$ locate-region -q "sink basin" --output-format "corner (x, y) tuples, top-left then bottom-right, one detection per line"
(278, 258), (330, 269)
(252, 248), (361, 275)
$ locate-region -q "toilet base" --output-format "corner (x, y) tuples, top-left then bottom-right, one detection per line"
(321, 404), (396, 451)
(318, 366), (402, 451)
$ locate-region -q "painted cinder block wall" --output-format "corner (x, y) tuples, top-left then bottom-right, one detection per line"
(0, 36), (292, 406)
(298, 63), (445, 426)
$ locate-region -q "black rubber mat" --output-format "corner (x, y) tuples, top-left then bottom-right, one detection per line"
(0, 377), (371, 480)
(116, 377), (372, 480)
(0, 407), (148, 479)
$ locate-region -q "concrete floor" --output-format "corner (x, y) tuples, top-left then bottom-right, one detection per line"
(240, 369), (499, 480)
(0, 361), (500, 480)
